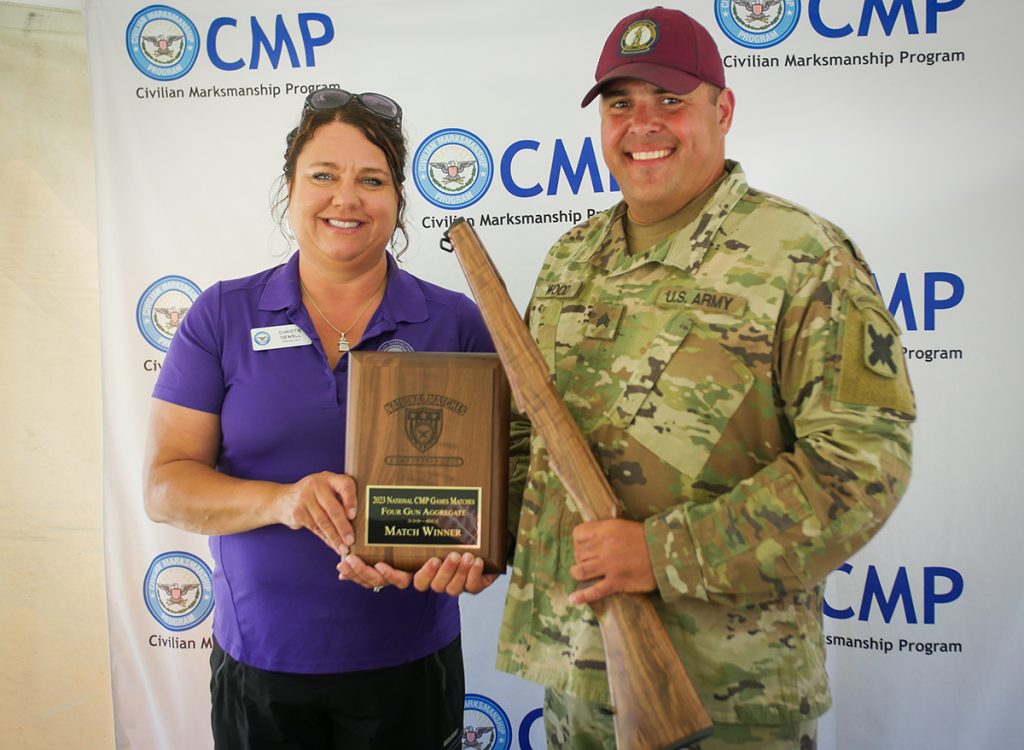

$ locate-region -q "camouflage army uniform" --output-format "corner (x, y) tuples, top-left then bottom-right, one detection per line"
(497, 161), (915, 730)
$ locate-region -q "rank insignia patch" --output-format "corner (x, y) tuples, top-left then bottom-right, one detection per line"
(583, 303), (625, 339)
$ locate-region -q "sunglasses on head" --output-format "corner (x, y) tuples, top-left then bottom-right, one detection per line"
(303, 88), (402, 127)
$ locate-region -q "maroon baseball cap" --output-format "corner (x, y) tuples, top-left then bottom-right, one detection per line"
(581, 6), (726, 107)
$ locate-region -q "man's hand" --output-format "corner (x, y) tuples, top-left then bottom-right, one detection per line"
(569, 518), (656, 606)
(413, 552), (498, 595)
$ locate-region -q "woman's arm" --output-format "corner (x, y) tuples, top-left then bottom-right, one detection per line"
(143, 398), (357, 554)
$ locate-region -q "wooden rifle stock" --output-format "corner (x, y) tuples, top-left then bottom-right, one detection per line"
(442, 219), (713, 750)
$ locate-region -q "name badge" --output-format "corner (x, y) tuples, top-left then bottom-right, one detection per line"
(251, 324), (312, 351)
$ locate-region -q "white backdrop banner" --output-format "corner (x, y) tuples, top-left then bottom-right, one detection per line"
(84, 1), (1021, 748)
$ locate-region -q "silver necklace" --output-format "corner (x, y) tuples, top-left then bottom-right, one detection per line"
(300, 273), (387, 353)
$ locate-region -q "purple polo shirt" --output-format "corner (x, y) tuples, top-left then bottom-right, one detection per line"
(153, 252), (494, 673)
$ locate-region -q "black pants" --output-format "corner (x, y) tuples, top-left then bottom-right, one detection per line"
(210, 636), (465, 750)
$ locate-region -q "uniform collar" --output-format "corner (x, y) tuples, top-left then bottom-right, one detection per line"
(587, 160), (749, 276)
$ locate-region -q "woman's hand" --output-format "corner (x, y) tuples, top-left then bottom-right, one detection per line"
(337, 553), (412, 590)
(337, 551), (498, 596)
(274, 472), (358, 555)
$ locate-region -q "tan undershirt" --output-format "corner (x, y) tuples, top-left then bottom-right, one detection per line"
(624, 171), (728, 255)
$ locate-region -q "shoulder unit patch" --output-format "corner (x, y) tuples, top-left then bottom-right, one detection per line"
(836, 296), (915, 414)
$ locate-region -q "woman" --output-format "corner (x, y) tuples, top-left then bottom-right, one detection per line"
(144, 88), (496, 749)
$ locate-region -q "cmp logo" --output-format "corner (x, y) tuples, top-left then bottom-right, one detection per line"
(126, 5), (200, 81)
(143, 551), (214, 631)
(414, 128), (494, 210)
(462, 694), (512, 750)
(136, 275), (202, 352)
(378, 338), (415, 352)
(716, 0), (801, 49)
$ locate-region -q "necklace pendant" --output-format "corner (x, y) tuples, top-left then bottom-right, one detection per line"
(338, 334), (350, 353)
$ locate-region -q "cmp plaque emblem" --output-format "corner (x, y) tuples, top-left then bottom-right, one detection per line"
(405, 407), (442, 452)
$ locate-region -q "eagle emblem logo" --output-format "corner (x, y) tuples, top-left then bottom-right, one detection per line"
(126, 7), (200, 81)
(413, 128), (494, 209)
(153, 304), (190, 336)
(731, 0), (786, 32)
(462, 725), (495, 749)
(137, 275), (201, 352)
(144, 551), (214, 631)
(716, 0), (798, 49)
(141, 33), (185, 64)
(428, 155), (477, 192)
(157, 581), (201, 613)
(461, 694), (511, 750)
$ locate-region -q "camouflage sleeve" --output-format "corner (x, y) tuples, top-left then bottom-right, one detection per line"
(644, 244), (916, 604)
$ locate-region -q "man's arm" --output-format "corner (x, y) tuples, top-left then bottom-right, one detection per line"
(644, 245), (915, 604)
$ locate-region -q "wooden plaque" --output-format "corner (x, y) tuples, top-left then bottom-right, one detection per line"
(345, 352), (510, 573)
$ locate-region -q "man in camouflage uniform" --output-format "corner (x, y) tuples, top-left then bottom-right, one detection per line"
(496, 7), (915, 749)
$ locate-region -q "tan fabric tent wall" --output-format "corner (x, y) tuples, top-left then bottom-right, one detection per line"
(0, 3), (114, 747)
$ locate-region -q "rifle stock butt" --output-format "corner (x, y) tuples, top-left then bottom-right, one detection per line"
(593, 594), (713, 750)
